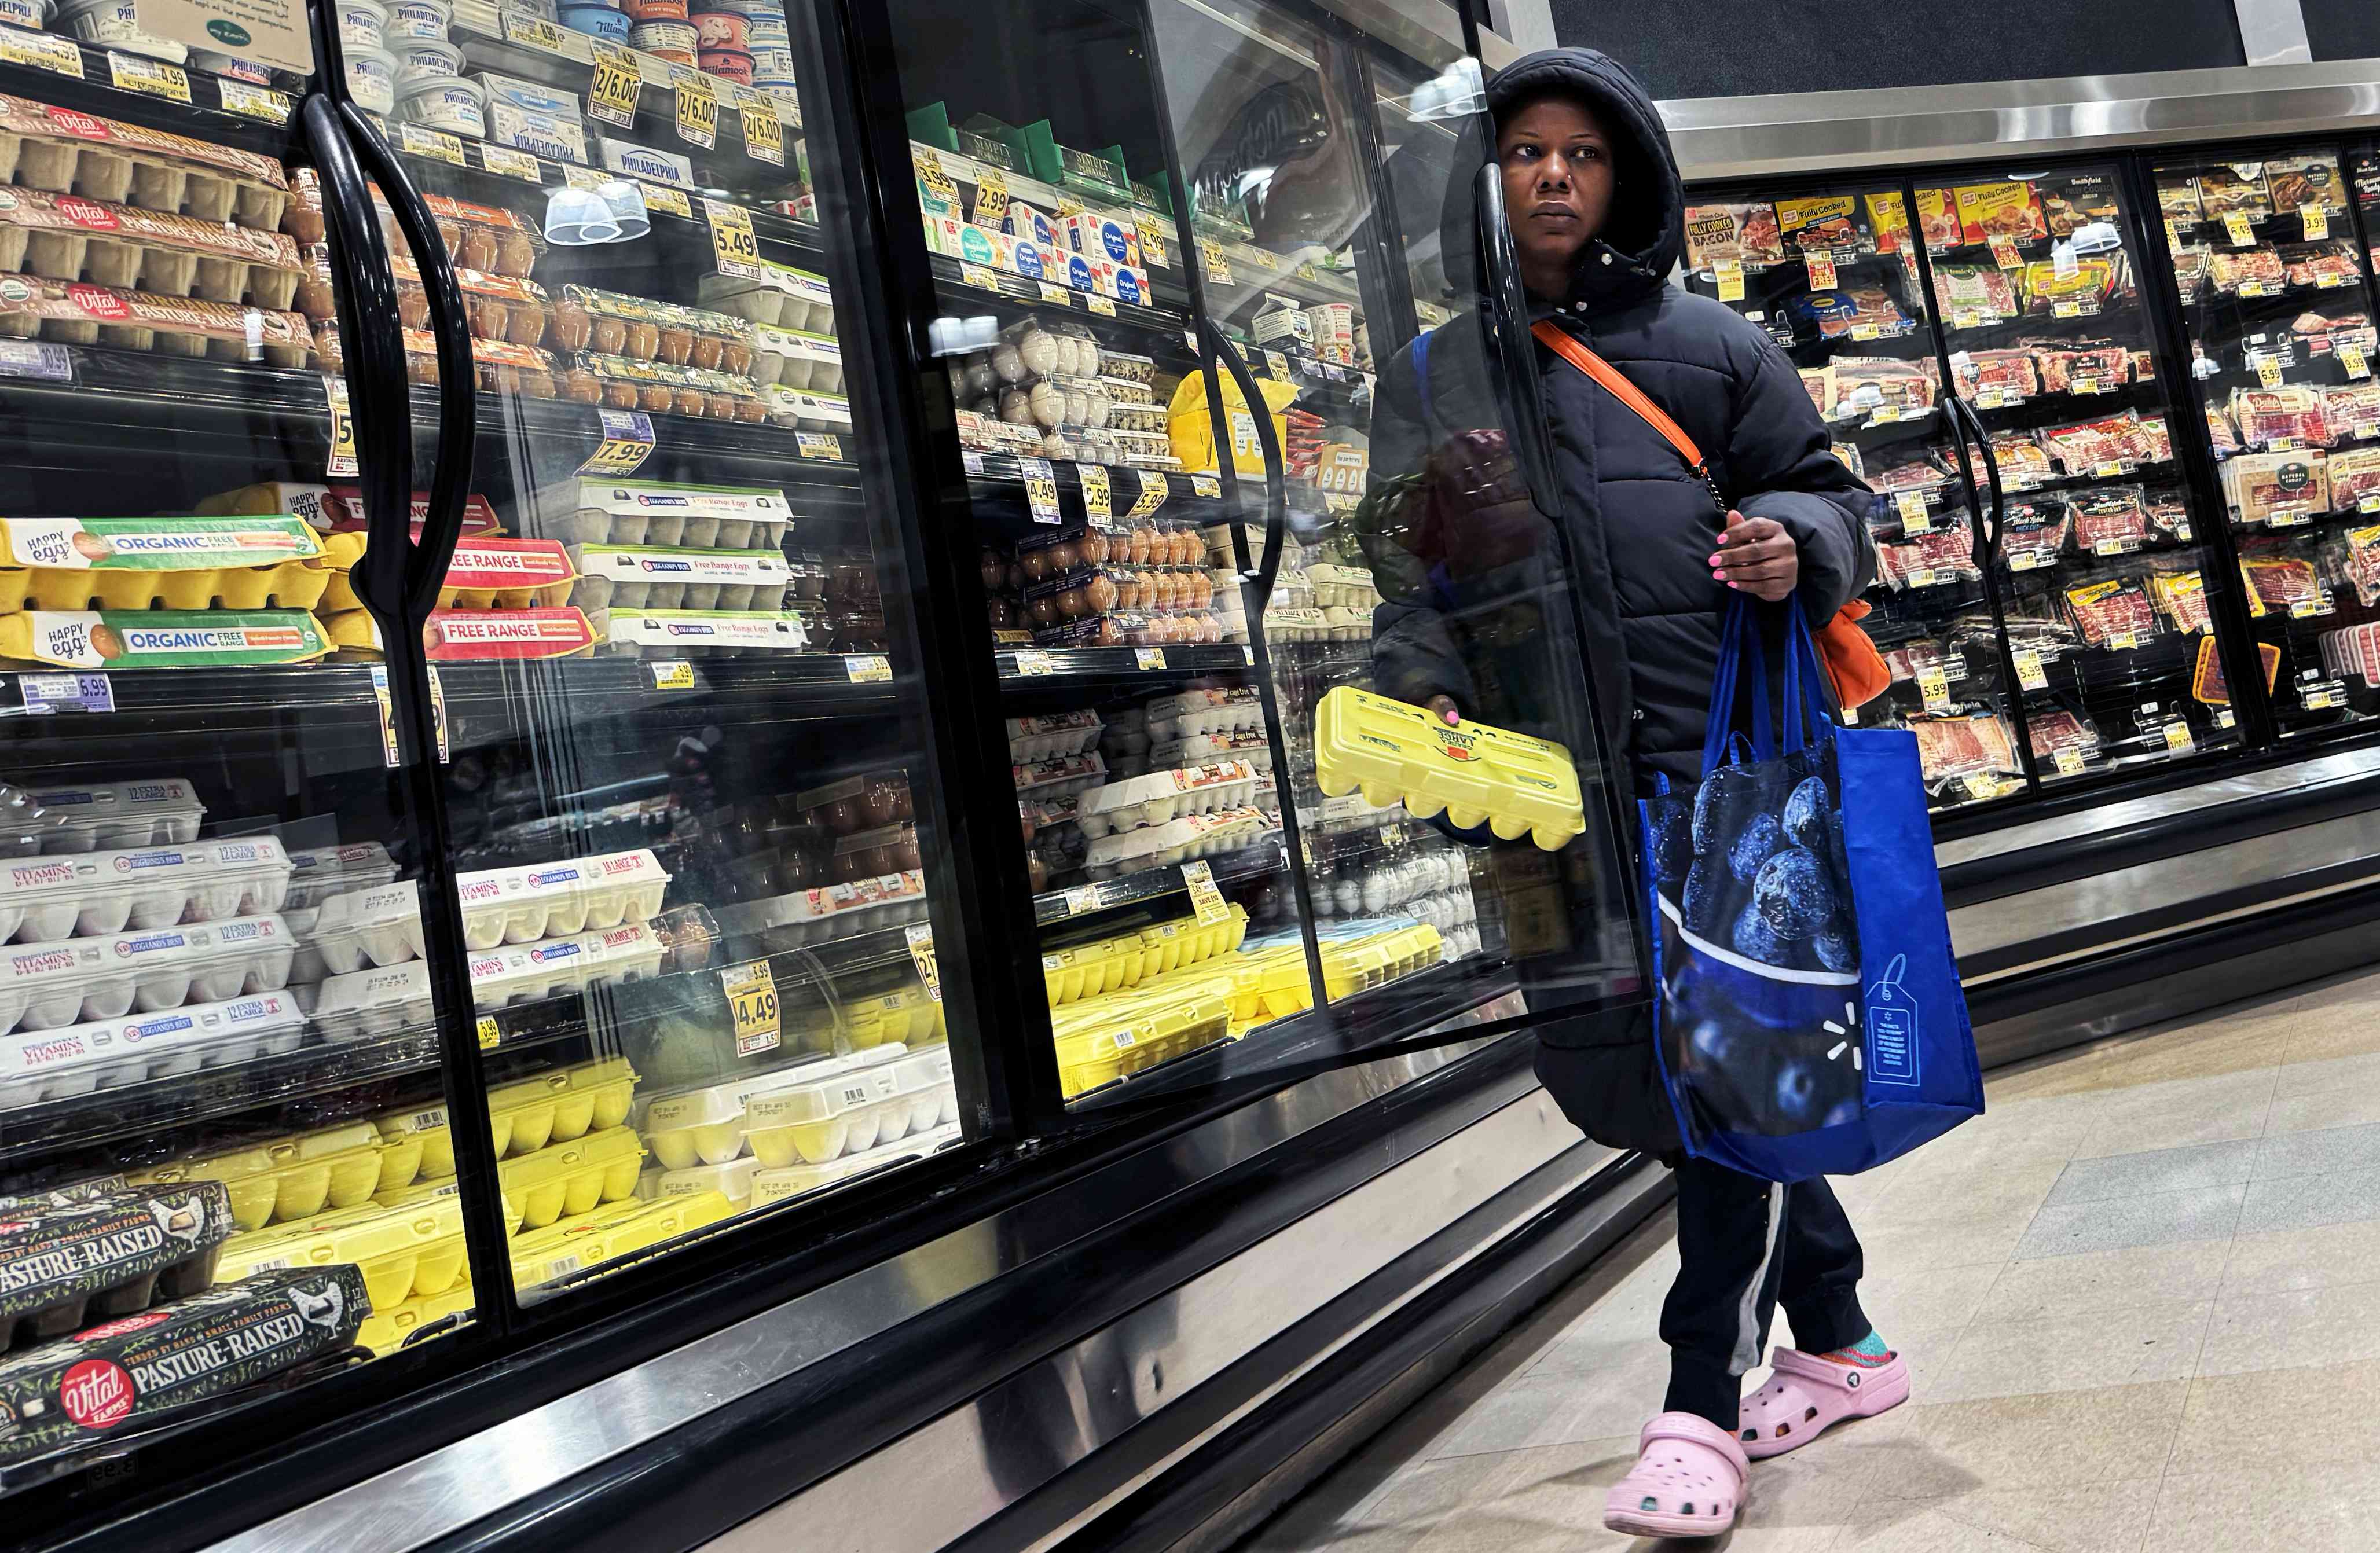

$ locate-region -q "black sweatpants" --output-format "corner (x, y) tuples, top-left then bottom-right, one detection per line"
(1662, 1155), (1872, 1430)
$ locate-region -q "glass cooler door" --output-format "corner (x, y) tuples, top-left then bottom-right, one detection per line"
(336, 0), (985, 1306)
(0, 18), (490, 1509)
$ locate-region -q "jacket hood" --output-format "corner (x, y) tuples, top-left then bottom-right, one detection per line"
(1440, 47), (1683, 308)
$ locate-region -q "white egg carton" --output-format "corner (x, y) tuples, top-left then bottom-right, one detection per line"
(0, 989), (305, 1107)
(1014, 751), (1106, 801)
(709, 871), (929, 948)
(291, 881), (424, 983)
(1084, 806), (1272, 880)
(564, 545), (792, 613)
(468, 920), (666, 1011)
(750, 1120), (962, 1206)
(521, 479), (793, 550)
(1007, 710), (1103, 762)
(696, 262), (834, 333)
(764, 385), (853, 434)
(592, 609), (812, 657)
(281, 841), (400, 910)
(750, 324), (844, 392)
(1147, 729), (1272, 772)
(1307, 563), (1382, 609)
(1076, 762), (1260, 839)
(745, 1045), (953, 1167)
(21, 778), (205, 853)
(638, 1154), (763, 1213)
(634, 1062), (844, 1169)
(292, 960), (434, 1041)
(1143, 687), (1263, 742)
(0, 915), (295, 1034)
(453, 848), (669, 950)
(0, 837), (289, 944)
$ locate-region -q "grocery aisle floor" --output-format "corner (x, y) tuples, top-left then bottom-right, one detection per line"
(1242, 964), (2380, 1552)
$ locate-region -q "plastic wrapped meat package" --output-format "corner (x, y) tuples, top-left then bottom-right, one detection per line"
(1682, 202), (1784, 270)
(0, 990), (305, 1107)
(2267, 154), (2349, 215)
(2158, 177), (2204, 222)
(2291, 310), (2377, 361)
(1785, 287), (1911, 341)
(452, 849), (669, 949)
(1929, 263), (2019, 323)
(2323, 382), (2380, 442)
(2029, 708), (2103, 774)
(2038, 413), (2144, 475)
(2150, 567), (2214, 633)
(2208, 245), (2286, 294)
(2341, 522), (2380, 605)
(2069, 486), (2152, 553)
(1909, 711), (2019, 787)
(2000, 495), (2070, 570)
(1880, 635), (1949, 686)
(1987, 430), (2055, 490)
(2063, 575), (2161, 647)
(2238, 544), (2331, 618)
(1877, 527), (1977, 590)
(2026, 339), (2131, 394)
(0, 1181), (234, 1350)
(2224, 449), (2330, 526)
(2320, 621), (2380, 687)
(2020, 254), (2123, 314)
(2039, 171), (2121, 236)
(2280, 241), (2362, 289)
(1774, 194), (1867, 256)
(1950, 348), (2037, 401)
(2227, 386), (2328, 449)
(2196, 162), (2272, 218)
(1824, 356), (1936, 420)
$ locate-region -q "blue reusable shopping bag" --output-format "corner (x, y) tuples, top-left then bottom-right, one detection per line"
(1640, 596), (1981, 1180)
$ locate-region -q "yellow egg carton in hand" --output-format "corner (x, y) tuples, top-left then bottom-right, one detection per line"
(0, 516), (330, 612)
(1313, 685), (1585, 851)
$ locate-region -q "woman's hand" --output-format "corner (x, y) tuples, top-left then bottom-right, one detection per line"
(1711, 511), (1798, 602)
(1424, 695), (1461, 727)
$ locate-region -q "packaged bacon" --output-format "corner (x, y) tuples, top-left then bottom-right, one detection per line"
(1831, 355), (1937, 416)
(1952, 348), (2038, 401)
(2146, 486), (2193, 543)
(2149, 567), (2213, 633)
(2224, 449), (2330, 526)
(1786, 286), (1911, 341)
(2346, 524), (2380, 604)
(2028, 339), (2130, 394)
(2196, 162), (2272, 218)
(2265, 153), (2349, 216)
(2227, 386), (2327, 447)
(2330, 447), (2380, 515)
(2171, 246), (2213, 305)
(2322, 382), (2380, 442)
(1952, 182), (2047, 245)
(1869, 454), (1954, 497)
(2000, 495), (2070, 569)
(2040, 172), (2121, 237)
(1909, 710), (2018, 784)
(2027, 708), (2101, 766)
(2196, 632), (2284, 703)
(1682, 203), (1783, 270)
(2319, 622), (2380, 687)
(2135, 415), (2174, 465)
(2157, 178), (2203, 222)
(1929, 262), (2019, 322)
(2291, 310), (2378, 360)
(1882, 635), (1947, 685)
(1797, 366), (1833, 416)
(1878, 527), (1978, 589)
(2209, 245), (2286, 294)
(1987, 430), (2054, 489)
(0, 271), (314, 367)
(1774, 194), (1865, 256)
(2063, 575), (2159, 648)
(2070, 485), (2151, 554)
(2038, 413), (2139, 474)
(2280, 241), (2362, 289)
(1863, 191), (1912, 255)
(2020, 254), (2122, 314)
(2238, 546), (2329, 616)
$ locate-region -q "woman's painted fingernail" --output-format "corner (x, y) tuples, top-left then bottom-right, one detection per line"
(1707, 553), (1723, 565)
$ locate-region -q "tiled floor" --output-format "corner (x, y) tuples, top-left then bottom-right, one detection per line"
(1243, 964), (2380, 1552)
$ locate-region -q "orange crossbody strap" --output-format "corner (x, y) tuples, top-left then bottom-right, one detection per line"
(1531, 320), (1726, 515)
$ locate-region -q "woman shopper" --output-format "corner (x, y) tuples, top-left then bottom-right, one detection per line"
(1360, 47), (1904, 1541)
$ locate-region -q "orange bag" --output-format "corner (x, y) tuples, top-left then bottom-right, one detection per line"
(1530, 320), (1891, 709)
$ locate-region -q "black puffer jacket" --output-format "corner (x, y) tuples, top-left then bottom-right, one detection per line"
(1366, 47), (1875, 792)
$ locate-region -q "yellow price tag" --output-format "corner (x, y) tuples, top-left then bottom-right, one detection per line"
(2224, 210), (2255, 247)
(2053, 747), (2084, 776)
(2015, 648), (2047, 690)
(501, 10), (566, 47)
(108, 52), (189, 103)
(218, 80), (289, 123)
(1916, 663), (1950, 710)
(959, 262), (999, 290)
(1014, 649), (1058, 676)
(2344, 342), (2371, 381)
(2302, 203), (2330, 240)
(2256, 354), (2284, 390)
(648, 659), (695, 690)
(1260, 348), (1286, 380)
(482, 144), (544, 182)
(426, 664), (448, 763)
(797, 432), (843, 461)
(577, 407), (655, 476)
(1190, 473), (1222, 498)
(587, 41), (640, 129)
(1134, 647), (1167, 670)
(742, 96), (784, 166)
(322, 373), (357, 478)
(676, 69), (719, 151)
(903, 923), (943, 1003)
(1128, 468), (1167, 517)
(1037, 280), (1072, 304)
(0, 26), (82, 76)
(1805, 250), (1837, 291)
(1077, 462), (1111, 520)
(1138, 222), (1167, 268)
(643, 183), (691, 218)
(1182, 859), (1228, 924)
(398, 123), (465, 166)
(1085, 293), (1116, 316)
(476, 1015), (500, 1050)
(1198, 236), (1233, 284)
(720, 959), (781, 1056)
(705, 196), (761, 280)
(845, 653), (892, 682)
(560, 163), (605, 192)
(1714, 256), (1744, 302)
(1020, 454), (1061, 523)
(367, 666), (398, 768)
(971, 164), (1009, 228)
(1895, 489), (1930, 532)
(915, 146), (959, 209)
(2163, 721), (2194, 753)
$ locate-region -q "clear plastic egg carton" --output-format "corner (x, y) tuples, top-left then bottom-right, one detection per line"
(0, 989), (306, 1107)
(453, 847), (669, 950)
(1076, 761), (1260, 839)
(0, 914), (295, 1035)
(563, 544), (792, 613)
(289, 881), (423, 983)
(521, 479), (793, 551)
(468, 920), (666, 1011)
(294, 960), (432, 1042)
(1014, 750), (1106, 802)
(20, 778), (205, 853)
(750, 1119), (962, 1207)
(1007, 709), (1103, 763)
(709, 869), (929, 949)
(1083, 805), (1271, 880)
(278, 840), (398, 910)
(1143, 687), (1262, 743)
(0, 836), (291, 944)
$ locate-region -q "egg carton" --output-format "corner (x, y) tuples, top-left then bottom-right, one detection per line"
(765, 384), (853, 434)
(499, 1125), (646, 1231)
(0, 92), (291, 229)
(741, 1045), (953, 1167)
(323, 537), (575, 615)
(288, 880), (423, 983)
(637, 1066), (822, 1170)
(1143, 686), (1263, 742)
(0, 1182), (236, 1354)
(1083, 806), (1272, 880)
(293, 959), (432, 1042)
(131, 1121), (422, 1231)
(711, 869), (930, 948)
(638, 1155), (762, 1214)
(1040, 905), (1247, 1005)
(453, 847), (670, 950)
(1014, 750), (1106, 801)
(593, 609), (812, 657)
(0, 185), (303, 308)
(0, 914), (294, 1035)
(18, 777), (203, 854)
(1076, 761), (1260, 839)
(511, 1188), (735, 1291)
(563, 544), (791, 612)
(280, 840), (399, 910)
(0, 989), (305, 1107)
(1147, 729), (1272, 772)
(357, 1283), (477, 1356)
(470, 920), (667, 1011)
(522, 479), (793, 551)
(749, 1119), (962, 1207)
(216, 1192), (465, 1314)
(1007, 710), (1103, 762)
(1307, 564), (1381, 609)
(0, 836), (288, 946)
(751, 324), (844, 391)
(696, 260), (834, 332)
(0, 515), (329, 612)
(1314, 686), (1585, 851)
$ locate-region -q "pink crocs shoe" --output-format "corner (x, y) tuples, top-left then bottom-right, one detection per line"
(1602, 1411), (1747, 1540)
(1737, 1345), (1910, 1460)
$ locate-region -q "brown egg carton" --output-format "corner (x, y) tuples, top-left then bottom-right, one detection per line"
(0, 93), (289, 231)
(1, 1181), (236, 1354)
(281, 171), (542, 280)
(0, 186), (303, 309)
(0, 270), (315, 367)
(558, 348), (767, 421)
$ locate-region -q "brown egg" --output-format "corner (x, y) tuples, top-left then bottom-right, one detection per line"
(891, 834), (921, 871)
(657, 326), (694, 365)
(398, 288), (432, 329)
(1082, 531), (1110, 565)
(979, 549), (1006, 590)
(987, 596), (1014, 629)
(1006, 563), (1027, 592)
(284, 204), (327, 248)
(721, 340), (751, 374)
(497, 232), (538, 277)
(822, 797), (861, 834)
(640, 384), (674, 413)
(1048, 538), (1080, 571)
(706, 392), (739, 419)
(469, 297), (508, 342)
(734, 397), (767, 423)
(591, 316), (628, 354)
(1058, 584), (1091, 618)
(560, 369), (603, 404)
(892, 781), (913, 819)
(408, 353), (439, 386)
(1086, 573), (1118, 613)
(551, 302), (592, 350)
(689, 334), (724, 370)
(518, 369), (556, 400)
(508, 304), (549, 347)
(294, 276), (335, 319)
(1091, 617), (1124, 646)
(1028, 595), (1059, 627)
(434, 217), (463, 255)
(1127, 525), (1154, 564)
(458, 228), (498, 273)
(625, 322), (661, 360)
(604, 380), (639, 409)
(1019, 548), (1052, 582)
(674, 387), (708, 416)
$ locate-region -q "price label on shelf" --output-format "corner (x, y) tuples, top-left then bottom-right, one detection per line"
(1952, 309), (1982, 331)
(1037, 280), (1072, 305)
(903, 923), (943, 1003)
(970, 163), (1010, 228)
(218, 80), (289, 123)
(1916, 663), (1950, 710)
(914, 146), (959, 208)
(741, 93), (784, 166)
(1905, 566), (1938, 588)
(1714, 256), (1744, 302)
(1865, 405), (1904, 425)
(17, 673), (112, 715)
(1805, 250), (1837, 291)
(2163, 721), (2195, 753)
(2224, 210), (2256, 246)
(1848, 320), (1880, 341)
(2256, 354), (2284, 390)
(560, 164), (605, 192)
(643, 183), (692, 219)
(1181, 860), (1228, 924)
(1137, 220), (1168, 269)
(2217, 708), (2237, 729)
(577, 408), (656, 476)
(959, 261), (999, 290)
(2093, 537), (2129, 556)
(2345, 342), (2371, 380)
(720, 959), (781, 1056)
(2053, 747), (2084, 776)
(1190, 473), (1222, 498)
(0, 26), (80, 75)
(2051, 299), (2084, 318)
(647, 659), (695, 691)
(1989, 236), (2021, 270)
(2110, 630), (2141, 651)
(675, 68), (719, 150)
(1084, 293), (1116, 316)
(2014, 648), (2048, 691)
(1013, 648), (1058, 677)
(2290, 597), (2322, 618)
(1077, 462), (1110, 521)
(795, 431), (843, 461)
(1964, 772), (2018, 801)
(1128, 468), (1167, 517)
(502, 9), (566, 47)
(2319, 271), (2351, 288)
(704, 197), (761, 280)
(1134, 647), (1167, 671)
(844, 653), (892, 682)
(368, 666), (398, 768)
(1061, 883), (1101, 917)
(1894, 489), (1931, 533)
(2302, 203), (2331, 241)
(2306, 686), (2343, 710)
(481, 144), (543, 182)
(2269, 435), (2297, 451)
(586, 41), (640, 128)
(427, 663), (450, 762)
(475, 1015), (501, 1050)
(2165, 218), (2184, 252)
(398, 123), (465, 165)
(1197, 236), (1233, 285)
(1020, 455), (1061, 523)
(322, 373), (357, 478)
(108, 50), (189, 102)
(1263, 348), (1289, 380)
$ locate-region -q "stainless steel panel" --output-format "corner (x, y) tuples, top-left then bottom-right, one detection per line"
(203, 998), (1530, 1553)
(1658, 59), (2380, 178)
(699, 1093), (1604, 1553)
(2237, 0), (2315, 66)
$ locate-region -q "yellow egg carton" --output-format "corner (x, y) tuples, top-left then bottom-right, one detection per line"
(1051, 972), (1235, 1097)
(131, 1121), (426, 1231)
(214, 1192), (467, 1312)
(376, 1177), (526, 1238)
(511, 1189), (734, 1291)
(369, 1058), (637, 1178)
(0, 515), (331, 613)
(320, 534), (575, 614)
(499, 1125), (646, 1231)
(358, 1283), (477, 1356)
(1313, 685), (1586, 851)
(1042, 904), (1249, 1006)
(839, 982), (941, 1049)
